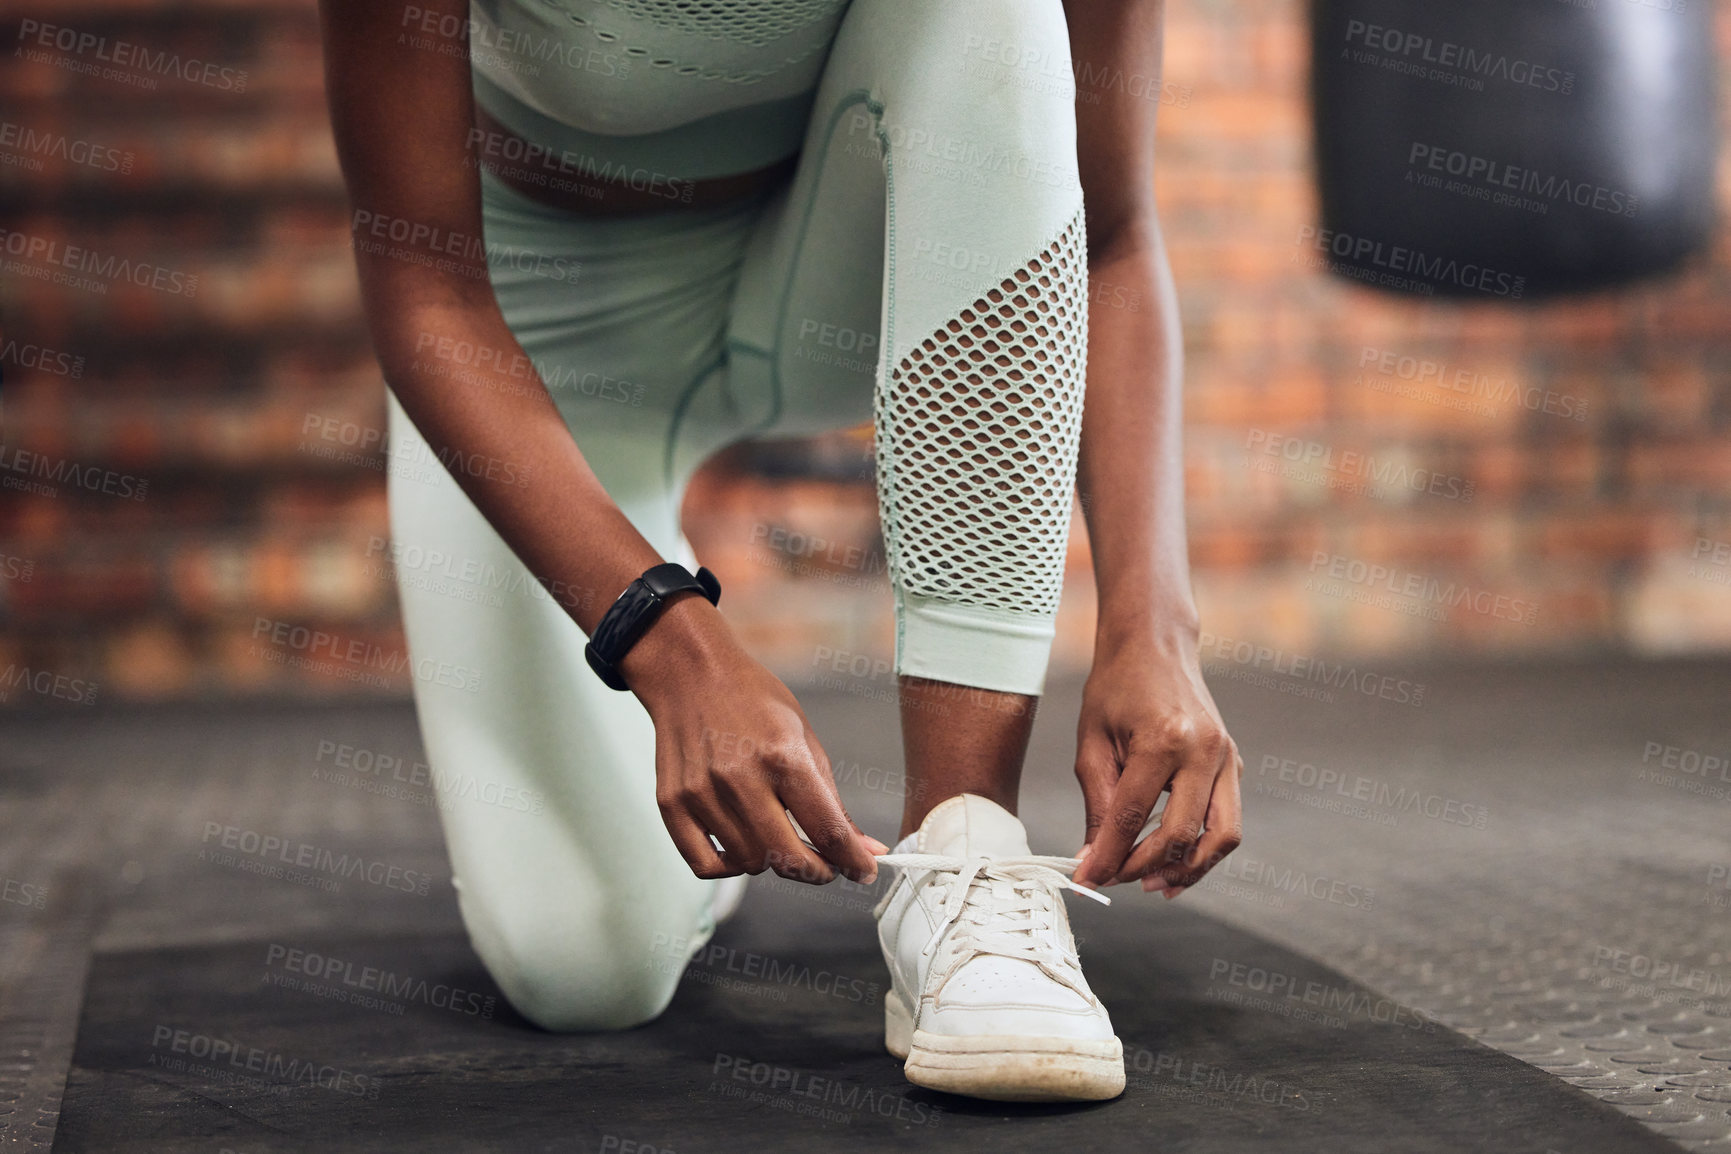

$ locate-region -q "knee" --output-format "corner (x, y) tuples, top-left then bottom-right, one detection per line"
(474, 901), (691, 1032)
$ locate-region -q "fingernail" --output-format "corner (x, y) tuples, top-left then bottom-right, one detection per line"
(1142, 876), (1168, 893)
(1163, 886), (1186, 901)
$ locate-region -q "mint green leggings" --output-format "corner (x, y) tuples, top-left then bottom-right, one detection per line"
(387, 0), (1088, 1030)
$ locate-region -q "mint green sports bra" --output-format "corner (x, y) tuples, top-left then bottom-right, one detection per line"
(469, 0), (853, 181)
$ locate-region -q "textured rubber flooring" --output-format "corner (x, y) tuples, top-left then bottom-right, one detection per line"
(53, 903), (1670, 1153)
(1130, 658), (1731, 1151)
(0, 657), (1722, 1151)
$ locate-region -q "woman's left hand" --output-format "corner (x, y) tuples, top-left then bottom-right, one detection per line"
(1070, 626), (1244, 896)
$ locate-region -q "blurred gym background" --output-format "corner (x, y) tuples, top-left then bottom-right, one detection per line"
(2, 0), (1728, 706)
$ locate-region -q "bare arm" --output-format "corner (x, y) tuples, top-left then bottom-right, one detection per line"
(1065, 0), (1192, 628)
(1061, 0), (1245, 893)
(319, 0), (660, 639)
(318, 0), (882, 883)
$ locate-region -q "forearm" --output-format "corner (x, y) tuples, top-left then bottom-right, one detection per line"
(1075, 216), (1197, 649)
(322, 0), (728, 687)
(371, 293), (741, 697)
(370, 290), (667, 636)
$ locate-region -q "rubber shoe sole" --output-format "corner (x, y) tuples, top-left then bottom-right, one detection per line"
(886, 988), (915, 1059)
(885, 990), (1125, 1102)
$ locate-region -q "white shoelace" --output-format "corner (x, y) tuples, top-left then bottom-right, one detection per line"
(875, 853), (1110, 997)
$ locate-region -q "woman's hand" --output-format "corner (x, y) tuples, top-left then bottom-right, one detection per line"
(623, 594), (888, 887)
(1071, 624), (1243, 896)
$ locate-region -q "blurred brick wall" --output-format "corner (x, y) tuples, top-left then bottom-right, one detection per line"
(0, 0), (1728, 705)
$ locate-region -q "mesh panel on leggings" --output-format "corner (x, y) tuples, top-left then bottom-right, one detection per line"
(875, 208), (1089, 618)
(595, 0), (846, 46)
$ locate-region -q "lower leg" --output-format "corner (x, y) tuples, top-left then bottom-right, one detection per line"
(897, 675), (1037, 839)
(828, 2), (1085, 845)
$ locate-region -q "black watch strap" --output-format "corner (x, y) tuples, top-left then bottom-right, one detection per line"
(585, 562), (722, 691)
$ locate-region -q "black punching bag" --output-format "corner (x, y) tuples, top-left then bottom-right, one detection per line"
(1310, 0), (1717, 300)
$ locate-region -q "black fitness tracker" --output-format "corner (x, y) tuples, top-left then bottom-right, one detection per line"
(584, 562), (722, 691)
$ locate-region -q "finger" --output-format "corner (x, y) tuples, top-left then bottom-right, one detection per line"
(1075, 741), (1180, 888)
(759, 811), (839, 886)
(1164, 747), (1245, 895)
(805, 723), (892, 857)
(1072, 727), (1121, 865)
(1115, 754), (1216, 884)
(656, 797), (741, 880)
(775, 743), (879, 885)
(853, 820), (892, 856)
(1126, 729), (1229, 885)
(697, 746), (777, 874)
(708, 757), (837, 885)
(689, 790), (768, 874)
(726, 775), (838, 884)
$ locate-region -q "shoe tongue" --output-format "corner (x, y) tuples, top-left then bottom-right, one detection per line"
(918, 794), (1030, 858)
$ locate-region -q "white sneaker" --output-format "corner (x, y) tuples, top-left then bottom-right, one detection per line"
(873, 793), (1124, 1101)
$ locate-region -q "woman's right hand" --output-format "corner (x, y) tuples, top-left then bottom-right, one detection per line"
(318, 4), (882, 885)
(621, 593), (887, 886)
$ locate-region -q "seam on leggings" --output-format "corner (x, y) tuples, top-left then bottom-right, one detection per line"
(679, 92), (881, 485)
(662, 353), (730, 488)
(774, 91), (885, 439)
(721, 89), (880, 441)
